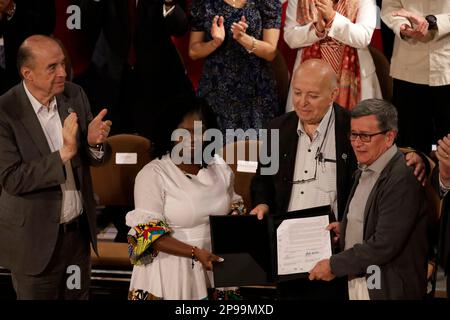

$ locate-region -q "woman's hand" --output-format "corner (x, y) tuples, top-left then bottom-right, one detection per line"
(315, 0), (336, 23)
(231, 16), (248, 41)
(250, 204), (269, 220)
(297, 0), (318, 24)
(211, 15), (225, 47)
(314, 10), (326, 36)
(194, 247), (224, 271)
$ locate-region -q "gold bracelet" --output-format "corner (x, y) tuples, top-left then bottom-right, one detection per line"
(247, 36), (256, 54)
(211, 39), (221, 49)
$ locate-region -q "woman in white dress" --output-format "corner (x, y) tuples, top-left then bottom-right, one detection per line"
(126, 96), (243, 300)
(284, 0), (382, 111)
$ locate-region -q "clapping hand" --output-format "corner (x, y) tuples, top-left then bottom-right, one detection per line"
(315, 0), (335, 23)
(231, 16), (248, 40)
(211, 15), (225, 47)
(60, 112), (79, 163)
(314, 10), (326, 36)
(297, 0), (318, 25)
(393, 9), (429, 40)
(87, 108), (112, 147)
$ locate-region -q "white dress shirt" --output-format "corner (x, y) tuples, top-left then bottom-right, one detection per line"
(382, 0), (450, 86)
(24, 83), (82, 223)
(287, 106), (338, 218)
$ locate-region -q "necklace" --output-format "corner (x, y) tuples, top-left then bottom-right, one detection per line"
(232, 0), (236, 7)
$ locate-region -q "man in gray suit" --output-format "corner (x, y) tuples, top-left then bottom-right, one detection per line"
(309, 99), (428, 299)
(432, 133), (450, 298)
(0, 35), (112, 299)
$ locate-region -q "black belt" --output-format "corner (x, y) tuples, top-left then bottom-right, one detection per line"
(60, 215), (82, 233)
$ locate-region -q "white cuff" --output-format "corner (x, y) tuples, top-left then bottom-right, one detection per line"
(163, 4), (175, 17)
(439, 175), (450, 197)
(89, 147), (104, 160)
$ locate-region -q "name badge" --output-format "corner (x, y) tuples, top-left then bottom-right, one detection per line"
(237, 160), (258, 173)
(115, 153), (138, 164)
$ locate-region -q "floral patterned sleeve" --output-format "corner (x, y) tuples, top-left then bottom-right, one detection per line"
(229, 174), (245, 214)
(125, 163), (170, 265)
(260, 0), (282, 29)
(127, 219), (171, 265)
(190, 0), (206, 32)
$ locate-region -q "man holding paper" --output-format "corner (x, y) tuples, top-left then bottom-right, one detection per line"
(251, 59), (357, 299)
(251, 60), (427, 300)
(309, 99), (428, 300)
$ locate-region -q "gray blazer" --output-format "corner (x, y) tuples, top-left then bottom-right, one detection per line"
(331, 150), (428, 299)
(0, 82), (110, 275)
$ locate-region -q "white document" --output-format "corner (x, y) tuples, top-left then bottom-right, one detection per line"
(237, 160), (258, 173)
(277, 215), (332, 275)
(115, 153), (138, 164)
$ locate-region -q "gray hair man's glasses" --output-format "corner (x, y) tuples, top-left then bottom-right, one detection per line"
(349, 130), (388, 143)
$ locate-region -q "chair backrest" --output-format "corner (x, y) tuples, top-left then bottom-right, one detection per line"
(90, 134), (152, 207)
(369, 45), (393, 101)
(218, 140), (261, 211)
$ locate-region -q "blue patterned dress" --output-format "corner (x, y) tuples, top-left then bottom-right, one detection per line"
(191, 0), (281, 140)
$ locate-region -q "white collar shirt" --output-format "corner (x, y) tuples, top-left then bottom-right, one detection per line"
(23, 82), (83, 223)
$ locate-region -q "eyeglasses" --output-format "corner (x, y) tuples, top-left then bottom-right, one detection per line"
(348, 130), (388, 143)
(291, 155), (319, 184)
(290, 149), (336, 184)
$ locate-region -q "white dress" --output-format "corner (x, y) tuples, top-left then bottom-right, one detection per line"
(126, 154), (241, 300)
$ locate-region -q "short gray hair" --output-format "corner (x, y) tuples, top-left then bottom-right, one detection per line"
(351, 99), (398, 132)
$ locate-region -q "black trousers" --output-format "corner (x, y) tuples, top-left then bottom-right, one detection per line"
(393, 79), (450, 153)
(11, 216), (91, 300)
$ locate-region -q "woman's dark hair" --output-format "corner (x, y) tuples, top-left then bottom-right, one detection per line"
(149, 95), (218, 159)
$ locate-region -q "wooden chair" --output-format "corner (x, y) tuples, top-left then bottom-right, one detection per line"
(218, 140), (261, 211)
(90, 134), (153, 269)
(90, 134), (152, 207)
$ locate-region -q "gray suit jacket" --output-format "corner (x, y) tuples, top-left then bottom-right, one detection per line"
(331, 150), (428, 299)
(0, 82), (110, 275)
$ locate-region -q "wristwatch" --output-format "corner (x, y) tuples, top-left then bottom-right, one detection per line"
(425, 15), (438, 30)
(89, 143), (103, 151)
